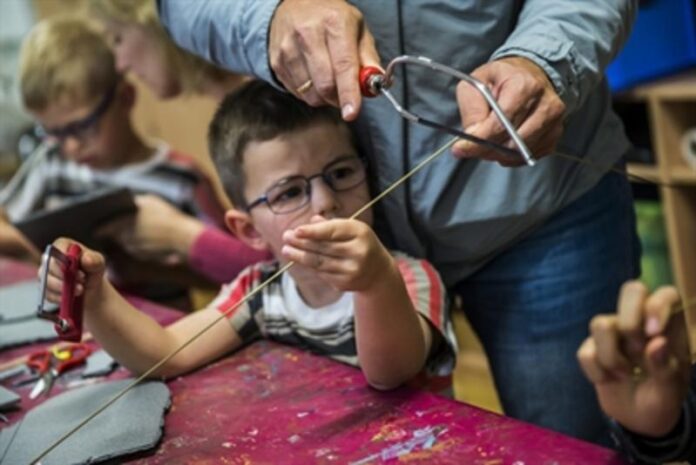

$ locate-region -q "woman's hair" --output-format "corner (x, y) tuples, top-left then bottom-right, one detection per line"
(89, 0), (231, 95)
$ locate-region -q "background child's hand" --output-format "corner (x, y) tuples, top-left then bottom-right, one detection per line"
(41, 238), (107, 304)
(577, 281), (691, 437)
(281, 215), (393, 292)
(96, 194), (204, 265)
(0, 209), (41, 263)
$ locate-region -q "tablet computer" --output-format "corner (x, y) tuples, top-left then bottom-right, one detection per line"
(14, 187), (136, 249)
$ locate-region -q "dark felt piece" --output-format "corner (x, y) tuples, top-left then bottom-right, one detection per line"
(0, 379), (170, 465)
(0, 386), (19, 412)
(0, 281), (40, 322)
(0, 318), (57, 349)
(82, 350), (119, 378)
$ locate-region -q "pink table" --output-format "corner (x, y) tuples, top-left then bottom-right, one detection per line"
(0, 259), (628, 465)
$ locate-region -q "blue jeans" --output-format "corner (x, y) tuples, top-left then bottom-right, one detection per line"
(454, 172), (640, 445)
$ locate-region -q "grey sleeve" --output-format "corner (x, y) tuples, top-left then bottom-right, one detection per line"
(490, 0), (638, 114)
(157, 0), (281, 84)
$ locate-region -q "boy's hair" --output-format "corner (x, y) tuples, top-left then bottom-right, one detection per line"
(89, 0), (230, 96)
(20, 16), (119, 111)
(209, 80), (357, 209)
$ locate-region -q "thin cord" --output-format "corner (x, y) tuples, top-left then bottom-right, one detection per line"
(29, 138), (459, 464)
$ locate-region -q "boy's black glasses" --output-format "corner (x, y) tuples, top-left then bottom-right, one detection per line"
(246, 155), (366, 214)
(39, 81), (119, 142)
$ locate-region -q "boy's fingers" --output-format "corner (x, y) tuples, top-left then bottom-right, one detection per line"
(617, 280), (648, 335)
(591, 315), (631, 374)
(644, 286), (680, 336)
(577, 338), (610, 383)
(644, 336), (681, 382)
(293, 219), (354, 241)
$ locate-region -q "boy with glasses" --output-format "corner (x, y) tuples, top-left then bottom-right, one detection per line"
(0, 17), (266, 299)
(41, 80), (457, 392)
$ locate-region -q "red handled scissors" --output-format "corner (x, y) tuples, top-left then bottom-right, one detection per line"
(28, 343), (92, 399)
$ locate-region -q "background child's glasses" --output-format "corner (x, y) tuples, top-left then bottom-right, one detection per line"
(246, 155), (366, 214)
(39, 81), (118, 144)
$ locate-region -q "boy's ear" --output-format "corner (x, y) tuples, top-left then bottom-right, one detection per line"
(224, 209), (269, 251)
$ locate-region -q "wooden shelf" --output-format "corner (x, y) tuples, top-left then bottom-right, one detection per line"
(617, 70), (696, 102)
(627, 163), (661, 184)
(619, 72), (696, 359)
(668, 166), (696, 185)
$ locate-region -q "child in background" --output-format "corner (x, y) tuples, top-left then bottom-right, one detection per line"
(0, 16), (266, 298)
(42, 81), (457, 391)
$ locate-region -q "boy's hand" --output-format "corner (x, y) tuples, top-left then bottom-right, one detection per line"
(41, 238), (107, 305)
(281, 215), (393, 292)
(577, 281), (691, 437)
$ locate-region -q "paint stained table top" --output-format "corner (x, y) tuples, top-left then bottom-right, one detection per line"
(0, 259), (628, 465)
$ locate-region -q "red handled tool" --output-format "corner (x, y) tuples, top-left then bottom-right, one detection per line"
(28, 343), (92, 399)
(37, 243), (85, 342)
(358, 57), (535, 166)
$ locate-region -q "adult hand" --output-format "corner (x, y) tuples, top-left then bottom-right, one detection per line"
(281, 215), (393, 292)
(269, 0), (381, 120)
(452, 56), (566, 166)
(577, 281), (691, 437)
(96, 194), (205, 265)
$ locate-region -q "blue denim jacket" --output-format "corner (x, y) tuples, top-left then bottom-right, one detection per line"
(158, 0), (637, 286)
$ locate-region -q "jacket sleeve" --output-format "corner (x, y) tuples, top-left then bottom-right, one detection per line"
(490, 0), (638, 114)
(610, 368), (696, 464)
(157, 0), (280, 83)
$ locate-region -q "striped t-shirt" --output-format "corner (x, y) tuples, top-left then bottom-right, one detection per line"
(0, 142), (225, 227)
(210, 252), (458, 391)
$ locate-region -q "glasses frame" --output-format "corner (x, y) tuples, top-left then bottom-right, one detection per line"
(39, 80), (119, 143)
(246, 155), (367, 214)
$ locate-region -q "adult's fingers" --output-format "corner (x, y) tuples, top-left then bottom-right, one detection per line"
(328, 14), (380, 120)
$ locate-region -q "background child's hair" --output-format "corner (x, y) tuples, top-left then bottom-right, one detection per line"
(89, 0), (231, 96)
(20, 16), (118, 111)
(208, 80), (359, 210)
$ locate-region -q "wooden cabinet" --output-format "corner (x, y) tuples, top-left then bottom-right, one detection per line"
(620, 71), (696, 359)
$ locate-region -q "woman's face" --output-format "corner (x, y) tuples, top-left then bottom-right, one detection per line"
(102, 19), (182, 99)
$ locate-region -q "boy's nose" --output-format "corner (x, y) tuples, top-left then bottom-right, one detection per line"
(310, 179), (340, 218)
(60, 136), (82, 156)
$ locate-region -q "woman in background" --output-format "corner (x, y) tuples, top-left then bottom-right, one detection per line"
(88, 0), (268, 285)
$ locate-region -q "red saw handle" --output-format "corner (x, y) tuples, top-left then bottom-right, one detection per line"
(359, 66), (385, 98)
(57, 243), (84, 342)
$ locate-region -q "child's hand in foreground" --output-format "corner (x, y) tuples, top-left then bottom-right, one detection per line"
(281, 215), (393, 292)
(40, 238), (108, 304)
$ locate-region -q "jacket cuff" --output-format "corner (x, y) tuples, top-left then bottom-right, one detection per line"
(491, 33), (580, 113)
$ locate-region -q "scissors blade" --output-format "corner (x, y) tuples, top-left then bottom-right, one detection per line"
(29, 377), (47, 399)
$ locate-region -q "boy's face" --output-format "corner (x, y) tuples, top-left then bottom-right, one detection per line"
(32, 83), (131, 169)
(241, 122), (372, 260)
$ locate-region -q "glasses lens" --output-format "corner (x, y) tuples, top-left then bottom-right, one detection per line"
(266, 178), (310, 213)
(325, 157), (365, 191)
